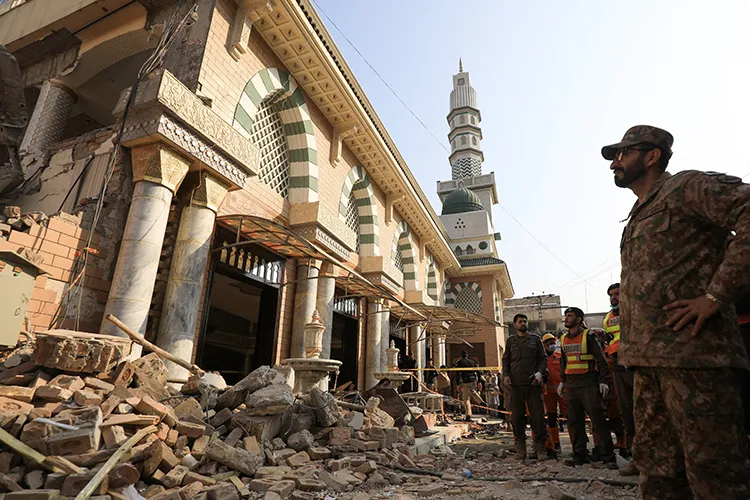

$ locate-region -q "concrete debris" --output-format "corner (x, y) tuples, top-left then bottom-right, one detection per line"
(0, 338), (482, 500)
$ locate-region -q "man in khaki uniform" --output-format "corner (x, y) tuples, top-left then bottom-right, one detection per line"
(603, 125), (750, 499)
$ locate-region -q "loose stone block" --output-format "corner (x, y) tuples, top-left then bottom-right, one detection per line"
(204, 439), (263, 476)
(31, 386), (72, 402)
(103, 425), (127, 449)
(6, 490), (59, 500)
(267, 481), (295, 498)
(161, 465), (189, 488)
(108, 463), (140, 489)
(0, 386), (35, 403)
(47, 427), (101, 455)
(243, 385), (293, 416)
(285, 451), (310, 467)
(74, 389), (103, 406)
(61, 472), (108, 496)
(175, 421), (205, 438)
(242, 436), (261, 456)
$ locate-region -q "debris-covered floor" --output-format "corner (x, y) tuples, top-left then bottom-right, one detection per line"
(0, 332), (639, 500)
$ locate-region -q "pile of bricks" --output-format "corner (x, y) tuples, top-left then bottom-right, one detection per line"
(0, 335), (418, 500)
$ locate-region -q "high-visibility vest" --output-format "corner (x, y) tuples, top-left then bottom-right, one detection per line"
(603, 311), (620, 356)
(561, 329), (595, 375)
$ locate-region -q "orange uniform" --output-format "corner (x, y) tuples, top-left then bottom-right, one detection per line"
(543, 349), (569, 451)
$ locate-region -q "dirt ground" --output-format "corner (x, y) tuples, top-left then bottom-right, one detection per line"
(323, 421), (641, 500)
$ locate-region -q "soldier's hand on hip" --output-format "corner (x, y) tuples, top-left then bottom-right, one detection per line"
(663, 294), (722, 336)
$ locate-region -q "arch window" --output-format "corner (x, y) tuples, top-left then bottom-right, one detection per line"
(472, 137), (477, 145)
(461, 136), (467, 145)
(248, 92), (290, 198)
(466, 245), (475, 255)
(345, 188), (360, 253)
(455, 287), (482, 315)
(461, 115), (466, 124)
(471, 115), (476, 124)
(455, 246), (463, 256)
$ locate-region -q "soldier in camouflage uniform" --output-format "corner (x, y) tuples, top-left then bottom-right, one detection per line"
(603, 125), (750, 499)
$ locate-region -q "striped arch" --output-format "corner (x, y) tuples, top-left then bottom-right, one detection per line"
(445, 281), (483, 315)
(426, 254), (438, 300)
(391, 220), (419, 291)
(232, 67), (317, 203)
(338, 165), (379, 256)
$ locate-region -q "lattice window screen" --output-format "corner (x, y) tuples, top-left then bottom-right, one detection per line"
(345, 190), (360, 253)
(455, 287), (482, 315)
(249, 92), (290, 198)
(394, 244), (404, 272)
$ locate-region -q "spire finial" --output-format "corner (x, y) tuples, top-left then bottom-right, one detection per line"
(459, 57), (463, 73)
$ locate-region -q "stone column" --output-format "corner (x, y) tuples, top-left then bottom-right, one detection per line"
(365, 298), (382, 390)
(19, 80), (76, 159)
(101, 144), (190, 356)
(439, 337), (447, 367)
(380, 302), (390, 372)
(156, 171), (229, 380)
(431, 334), (441, 366)
(410, 324), (425, 391)
(316, 262), (336, 359)
(290, 259), (320, 358)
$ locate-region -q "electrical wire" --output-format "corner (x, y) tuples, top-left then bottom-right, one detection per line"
(310, 0), (606, 297)
(310, 0), (449, 154)
(51, 0), (198, 329)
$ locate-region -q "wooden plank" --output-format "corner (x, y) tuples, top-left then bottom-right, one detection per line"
(73, 425), (157, 500)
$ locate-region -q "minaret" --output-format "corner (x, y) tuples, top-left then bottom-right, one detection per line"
(448, 59), (484, 180)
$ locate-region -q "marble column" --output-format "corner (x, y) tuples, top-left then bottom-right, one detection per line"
(290, 259), (320, 358)
(439, 337), (447, 367)
(19, 80), (76, 159)
(380, 301), (391, 372)
(156, 171), (229, 380)
(316, 262), (336, 359)
(365, 298), (382, 390)
(431, 334), (441, 366)
(410, 324), (425, 391)
(101, 144), (190, 356)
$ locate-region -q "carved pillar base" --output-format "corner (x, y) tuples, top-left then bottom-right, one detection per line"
(101, 144), (190, 356)
(156, 171), (230, 380)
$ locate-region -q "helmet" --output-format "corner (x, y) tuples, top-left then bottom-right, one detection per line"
(542, 333), (556, 343)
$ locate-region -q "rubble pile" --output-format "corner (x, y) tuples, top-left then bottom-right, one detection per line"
(0, 333), (422, 500)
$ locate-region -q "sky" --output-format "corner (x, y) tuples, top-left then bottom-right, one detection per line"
(313, 0), (750, 313)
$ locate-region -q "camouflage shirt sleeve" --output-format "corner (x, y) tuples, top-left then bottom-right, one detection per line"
(681, 172), (750, 303)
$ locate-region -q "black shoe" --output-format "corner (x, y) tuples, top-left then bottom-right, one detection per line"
(546, 449), (558, 460)
(619, 448), (632, 459)
(589, 449), (601, 462)
(603, 459), (619, 470)
(564, 455), (591, 467)
(554, 443), (562, 453)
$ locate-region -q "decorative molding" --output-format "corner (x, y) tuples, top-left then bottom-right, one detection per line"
(359, 255), (402, 291)
(228, 0), (273, 61)
(419, 238), (434, 262)
(385, 194), (403, 224)
(330, 123), (358, 167)
(114, 69), (259, 189)
(289, 201), (356, 257)
(252, 0), (460, 272)
(184, 171), (231, 213)
(130, 143), (190, 193)
(293, 225), (350, 262)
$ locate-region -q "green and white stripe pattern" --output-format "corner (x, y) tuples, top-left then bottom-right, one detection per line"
(445, 281), (482, 313)
(392, 220), (419, 291)
(426, 254), (438, 300)
(233, 68), (318, 203)
(338, 165), (379, 256)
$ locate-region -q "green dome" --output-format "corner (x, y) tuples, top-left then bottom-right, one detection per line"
(441, 187), (484, 215)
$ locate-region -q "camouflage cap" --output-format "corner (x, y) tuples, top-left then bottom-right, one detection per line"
(601, 125), (674, 160)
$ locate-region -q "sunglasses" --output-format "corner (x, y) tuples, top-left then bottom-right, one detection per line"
(614, 143), (658, 162)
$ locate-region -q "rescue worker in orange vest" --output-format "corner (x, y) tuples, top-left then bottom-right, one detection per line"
(558, 307), (617, 468)
(542, 333), (572, 457)
(604, 284), (637, 476)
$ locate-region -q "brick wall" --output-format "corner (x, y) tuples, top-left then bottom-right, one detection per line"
(0, 216), (110, 333)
